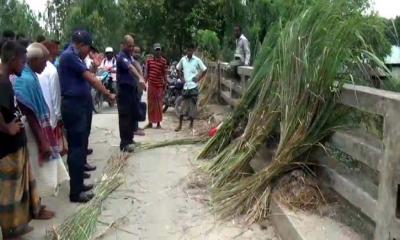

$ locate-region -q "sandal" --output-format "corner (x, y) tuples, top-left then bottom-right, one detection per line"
(34, 207), (55, 220)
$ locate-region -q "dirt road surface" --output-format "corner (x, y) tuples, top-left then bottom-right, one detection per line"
(24, 105), (279, 240)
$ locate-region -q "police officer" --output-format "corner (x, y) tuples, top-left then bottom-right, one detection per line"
(117, 35), (145, 152)
(59, 30), (116, 203)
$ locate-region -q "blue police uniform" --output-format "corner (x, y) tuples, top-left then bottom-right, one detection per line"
(116, 50), (141, 150)
(59, 44), (92, 199)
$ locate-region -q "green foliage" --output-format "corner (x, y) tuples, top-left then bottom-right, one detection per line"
(62, 0), (124, 51)
(0, 0), (44, 39)
(358, 15), (392, 59)
(44, 0), (74, 40)
(11, 0), (389, 64)
(206, 0), (390, 222)
(195, 29), (220, 60)
(386, 16), (400, 46)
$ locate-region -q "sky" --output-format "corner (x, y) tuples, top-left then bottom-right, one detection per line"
(372, 0), (400, 18)
(26, 0), (400, 19)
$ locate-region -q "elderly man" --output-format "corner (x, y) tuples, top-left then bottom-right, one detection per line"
(116, 35), (146, 152)
(175, 43), (207, 131)
(145, 43), (167, 129)
(59, 30), (115, 203)
(14, 43), (69, 200)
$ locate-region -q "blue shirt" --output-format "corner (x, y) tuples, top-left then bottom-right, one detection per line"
(58, 45), (90, 97)
(117, 51), (136, 86)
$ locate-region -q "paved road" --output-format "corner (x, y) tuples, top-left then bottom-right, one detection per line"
(24, 105), (279, 240)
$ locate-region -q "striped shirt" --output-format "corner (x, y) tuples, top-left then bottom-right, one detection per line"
(146, 57), (167, 87)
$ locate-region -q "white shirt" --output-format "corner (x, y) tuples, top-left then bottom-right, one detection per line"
(176, 55), (207, 90)
(37, 61), (61, 129)
(85, 56), (93, 69)
(235, 34), (251, 66)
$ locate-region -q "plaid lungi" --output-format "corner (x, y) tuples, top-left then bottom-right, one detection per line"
(180, 95), (198, 119)
(0, 147), (41, 238)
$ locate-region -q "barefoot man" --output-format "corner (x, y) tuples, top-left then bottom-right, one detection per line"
(145, 43), (167, 129)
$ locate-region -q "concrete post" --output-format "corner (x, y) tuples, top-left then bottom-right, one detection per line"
(217, 62), (221, 103)
(374, 99), (400, 240)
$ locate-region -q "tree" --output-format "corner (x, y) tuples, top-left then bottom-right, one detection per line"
(196, 29), (220, 60)
(386, 16), (400, 46)
(45, 0), (75, 40)
(0, 0), (44, 39)
(120, 0), (225, 60)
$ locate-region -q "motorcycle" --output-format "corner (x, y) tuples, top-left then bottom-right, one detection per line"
(163, 68), (184, 116)
(91, 69), (117, 113)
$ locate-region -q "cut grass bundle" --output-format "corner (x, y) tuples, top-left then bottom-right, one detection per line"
(210, 1), (388, 222)
(46, 153), (129, 240)
(198, 63), (220, 109)
(208, 77), (280, 188)
(197, 27), (281, 160)
(139, 137), (208, 150)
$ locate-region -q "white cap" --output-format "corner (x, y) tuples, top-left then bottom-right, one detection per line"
(105, 47), (113, 53)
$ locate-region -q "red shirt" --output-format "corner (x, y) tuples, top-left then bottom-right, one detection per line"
(146, 57), (167, 87)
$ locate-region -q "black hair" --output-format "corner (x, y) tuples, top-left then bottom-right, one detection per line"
(235, 25), (242, 31)
(18, 39), (31, 48)
(0, 38), (6, 56)
(1, 40), (27, 64)
(187, 43), (196, 50)
(16, 33), (26, 40)
(52, 40), (61, 45)
(36, 35), (46, 43)
(2, 30), (15, 39)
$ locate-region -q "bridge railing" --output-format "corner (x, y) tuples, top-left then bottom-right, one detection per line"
(207, 61), (400, 240)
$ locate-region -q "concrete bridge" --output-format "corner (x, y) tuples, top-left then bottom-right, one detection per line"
(207, 62), (400, 240)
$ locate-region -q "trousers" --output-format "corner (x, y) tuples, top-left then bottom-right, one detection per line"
(61, 96), (92, 197)
(118, 84), (140, 149)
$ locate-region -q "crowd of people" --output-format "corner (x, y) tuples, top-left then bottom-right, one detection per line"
(0, 25), (251, 239)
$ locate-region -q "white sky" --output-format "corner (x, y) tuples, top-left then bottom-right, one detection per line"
(372, 0), (400, 18)
(26, 0), (400, 19)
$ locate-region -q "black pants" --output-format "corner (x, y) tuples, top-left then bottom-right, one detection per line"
(118, 84), (140, 149)
(61, 96), (92, 197)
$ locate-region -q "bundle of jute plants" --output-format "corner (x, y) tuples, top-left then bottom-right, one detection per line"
(210, 1), (389, 223)
(197, 27), (281, 160)
(197, 63), (220, 110)
(139, 137), (208, 150)
(207, 67), (280, 188)
(46, 153), (129, 240)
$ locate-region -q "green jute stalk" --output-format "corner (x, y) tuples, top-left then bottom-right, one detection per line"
(211, 0), (389, 223)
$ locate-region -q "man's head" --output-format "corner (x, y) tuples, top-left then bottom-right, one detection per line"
(105, 47), (114, 60)
(41, 40), (60, 63)
(16, 33), (26, 41)
(234, 25), (242, 39)
(27, 43), (49, 74)
(186, 43), (196, 59)
(153, 43), (162, 58)
(2, 30), (16, 41)
(72, 30), (93, 59)
(1, 41), (27, 77)
(133, 46), (141, 60)
(122, 35), (135, 55)
(36, 35), (46, 43)
(18, 39), (31, 48)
